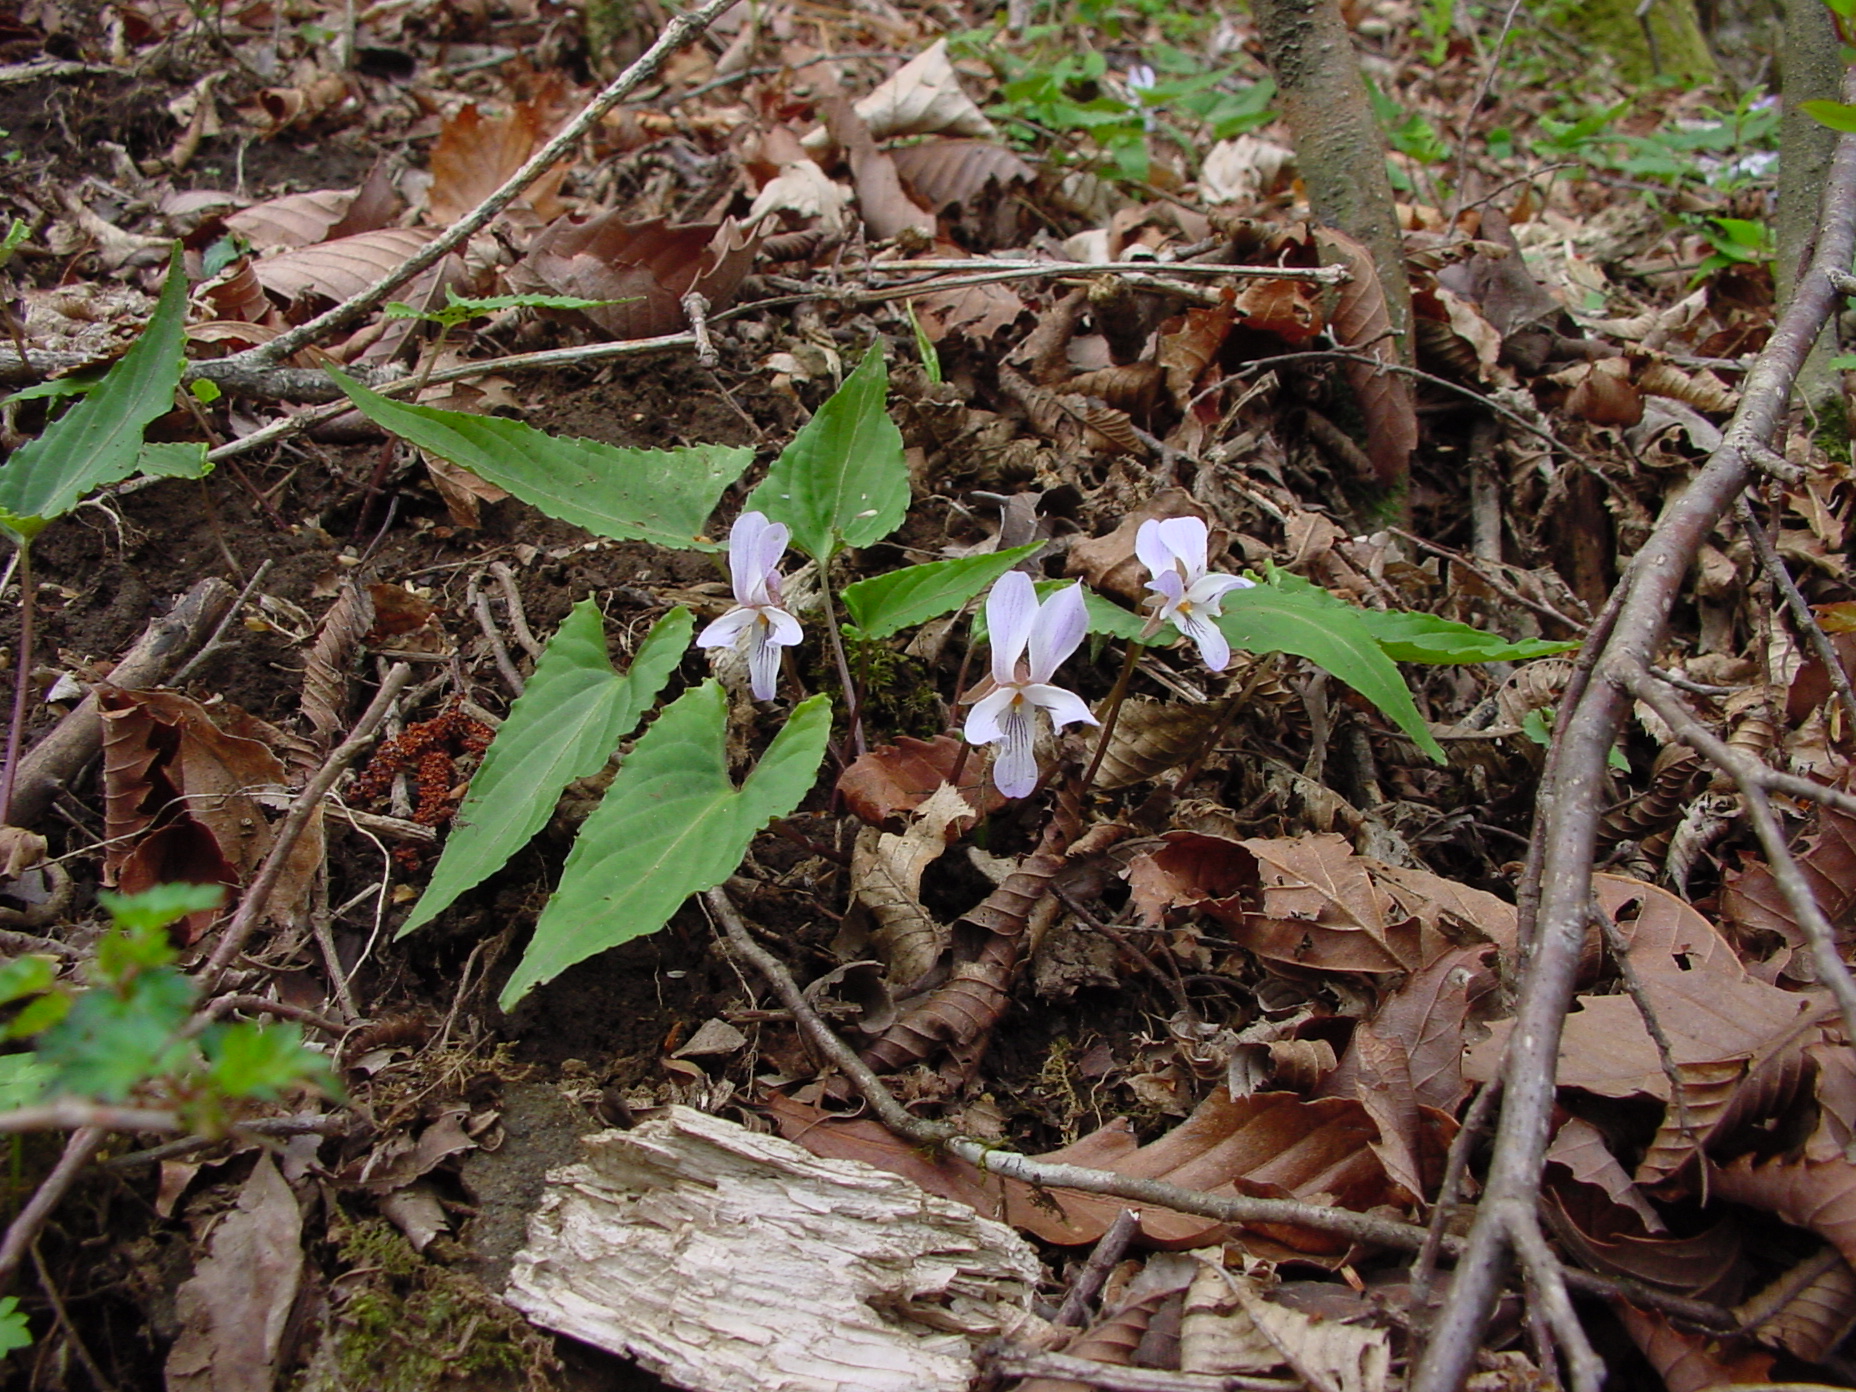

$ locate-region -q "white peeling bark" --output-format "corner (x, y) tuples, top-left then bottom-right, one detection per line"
(505, 1107), (1046, 1392)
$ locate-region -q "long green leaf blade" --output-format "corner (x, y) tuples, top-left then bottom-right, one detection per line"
(0, 249), (189, 543)
(400, 603), (692, 938)
(500, 683), (830, 1008)
(330, 370), (750, 550)
(1353, 609), (1578, 664)
(748, 346), (908, 561)
(1214, 584), (1447, 763)
(841, 544), (1042, 638)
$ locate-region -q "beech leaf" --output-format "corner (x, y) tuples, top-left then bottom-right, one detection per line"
(500, 682), (830, 1008)
(748, 346), (909, 562)
(401, 603), (692, 937)
(331, 370), (748, 550)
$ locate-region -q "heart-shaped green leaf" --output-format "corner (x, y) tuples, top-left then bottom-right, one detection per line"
(748, 345), (909, 562)
(500, 681), (831, 1008)
(401, 603), (692, 938)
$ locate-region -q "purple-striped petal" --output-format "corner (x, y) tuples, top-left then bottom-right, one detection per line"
(964, 686), (1018, 747)
(1023, 682), (1098, 731)
(745, 613), (784, 700)
(989, 700), (1039, 798)
(1178, 608), (1231, 672)
(697, 605), (758, 649)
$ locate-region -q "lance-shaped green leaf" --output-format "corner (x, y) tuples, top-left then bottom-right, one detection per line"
(1215, 583), (1446, 763)
(500, 683), (831, 1009)
(401, 603), (692, 938)
(0, 248), (189, 545)
(841, 543), (1042, 638)
(1353, 609), (1578, 664)
(748, 345), (908, 561)
(330, 370), (749, 550)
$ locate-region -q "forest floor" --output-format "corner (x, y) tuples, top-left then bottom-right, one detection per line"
(0, 0), (1845, 1387)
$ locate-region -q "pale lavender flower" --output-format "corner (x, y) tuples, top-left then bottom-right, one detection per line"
(1127, 63), (1159, 132)
(964, 572), (1098, 798)
(698, 511), (801, 701)
(1137, 516), (1254, 673)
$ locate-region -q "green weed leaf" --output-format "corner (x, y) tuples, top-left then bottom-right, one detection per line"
(0, 955), (54, 1008)
(1215, 582), (1447, 763)
(840, 544), (1041, 638)
(0, 1056), (49, 1110)
(0, 248), (189, 545)
(330, 370), (749, 550)
(748, 346), (909, 562)
(97, 883), (225, 937)
(203, 1021), (331, 1099)
(1348, 609), (1578, 663)
(1803, 99), (1856, 132)
(401, 603), (692, 936)
(500, 682), (830, 1009)
(37, 969), (194, 1100)
(0, 1295), (31, 1354)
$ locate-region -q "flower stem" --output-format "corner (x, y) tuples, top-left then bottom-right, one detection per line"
(0, 545), (35, 826)
(815, 567), (867, 758)
(1079, 637), (1143, 792)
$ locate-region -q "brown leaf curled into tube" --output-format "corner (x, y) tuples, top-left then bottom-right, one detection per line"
(851, 784), (972, 990)
(1311, 227), (1416, 486)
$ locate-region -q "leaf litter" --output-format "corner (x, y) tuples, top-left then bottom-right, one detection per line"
(0, 0), (1852, 1386)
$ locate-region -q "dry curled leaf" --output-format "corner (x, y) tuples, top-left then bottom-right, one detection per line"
(852, 783), (973, 989)
(889, 139), (1034, 212)
(1312, 226), (1416, 486)
(427, 88), (570, 226)
(838, 734), (1004, 830)
(510, 212), (759, 340)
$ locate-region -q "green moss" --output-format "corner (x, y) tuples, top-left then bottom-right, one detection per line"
(291, 1215), (554, 1392)
(844, 631), (946, 742)
(1540, 0), (1716, 85)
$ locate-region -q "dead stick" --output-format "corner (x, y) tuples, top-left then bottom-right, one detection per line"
(196, 664), (412, 991)
(8, 577), (236, 829)
(229, 0), (739, 368)
(0, 1127), (102, 1288)
(1412, 69), (1856, 1392)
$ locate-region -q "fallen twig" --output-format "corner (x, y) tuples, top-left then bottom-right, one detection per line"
(1411, 70), (1856, 1392)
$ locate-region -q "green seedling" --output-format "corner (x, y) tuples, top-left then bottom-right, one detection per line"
(0, 249), (210, 824)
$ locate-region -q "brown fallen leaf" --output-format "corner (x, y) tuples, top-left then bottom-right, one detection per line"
(837, 734), (1005, 830)
(1064, 488), (1209, 605)
(852, 782), (973, 989)
(769, 1086), (1407, 1253)
(824, 97), (936, 244)
(164, 1154), (304, 1392)
(1613, 1303), (1773, 1392)
(889, 140), (1035, 213)
(1311, 227), (1416, 486)
(426, 86), (571, 226)
(510, 211), (760, 340)
(1737, 1247), (1856, 1361)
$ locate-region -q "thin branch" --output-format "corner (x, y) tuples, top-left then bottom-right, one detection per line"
(226, 0), (741, 368)
(0, 1128), (102, 1286)
(196, 664), (412, 990)
(1736, 493), (1856, 732)
(1412, 70), (1856, 1392)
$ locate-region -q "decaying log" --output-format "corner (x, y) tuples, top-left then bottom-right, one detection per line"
(504, 1106), (1044, 1392)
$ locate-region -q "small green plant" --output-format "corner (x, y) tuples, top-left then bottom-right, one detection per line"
(0, 249), (209, 824)
(0, 884), (334, 1122)
(341, 344), (1571, 1009)
(1689, 215), (1773, 283)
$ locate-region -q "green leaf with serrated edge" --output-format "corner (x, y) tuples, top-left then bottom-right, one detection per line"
(401, 604), (692, 937)
(204, 1021), (332, 1099)
(98, 883), (224, 936)
(0, 248), (188, 545)
(330, 370), (748, 551)
(1804, 99), (1856, 132)
(0, 1295), (32, 1354)
(747, 345), (909, 562)
(1215, 581), (1447, 763)
(841, 544), (1042, 638)
(500, 682), (830, 1009)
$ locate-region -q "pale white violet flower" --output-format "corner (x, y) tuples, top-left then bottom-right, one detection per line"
(697, 511), (802, 701)
(1127, 63), (1158, 132)
(1137, 516), (1254, 673)
(964, 572), (1099, 799)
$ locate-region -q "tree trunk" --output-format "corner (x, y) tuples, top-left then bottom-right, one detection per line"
(1550, 0), (1718, 85)
(1253, 0), (1413, 367)
(1778, 0), (1843, 416)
